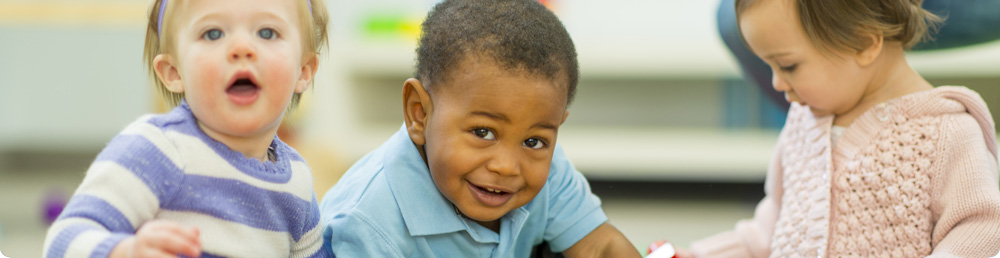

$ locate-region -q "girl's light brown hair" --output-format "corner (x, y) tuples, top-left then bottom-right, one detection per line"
(736, 0), (942, 54)
(142, 0), (330, 108)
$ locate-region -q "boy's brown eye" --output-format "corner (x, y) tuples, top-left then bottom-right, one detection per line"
(472, 128), (495, 140)
(523, 138), (545, 149)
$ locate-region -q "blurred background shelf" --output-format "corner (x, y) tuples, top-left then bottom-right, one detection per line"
(2, 0), (998, 179)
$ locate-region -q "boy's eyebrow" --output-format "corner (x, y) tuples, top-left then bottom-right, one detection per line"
(470, 111), (510, 123)
(532, 122), (558, 131)
(469, 111), (558, 130)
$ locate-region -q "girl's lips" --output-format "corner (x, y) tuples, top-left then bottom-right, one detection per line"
(466, 181), (514, 207)
(226, 71), (259, 105)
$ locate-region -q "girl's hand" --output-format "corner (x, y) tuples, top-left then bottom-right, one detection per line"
(110, 220), (202, 258)
(673, 246), (695, 258)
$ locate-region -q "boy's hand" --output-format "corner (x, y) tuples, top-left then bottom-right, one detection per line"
(563, 223), (641, 258)
(110, 220), (202, 258)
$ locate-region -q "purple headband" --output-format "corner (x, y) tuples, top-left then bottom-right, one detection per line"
(157, 0), (314, 36)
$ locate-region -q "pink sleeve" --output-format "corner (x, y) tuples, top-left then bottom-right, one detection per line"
(689, 131), (786, 258)
(927, 114), (1000, 257)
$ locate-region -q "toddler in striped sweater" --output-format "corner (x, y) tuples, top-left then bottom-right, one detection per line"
(43, 0), (331, 257)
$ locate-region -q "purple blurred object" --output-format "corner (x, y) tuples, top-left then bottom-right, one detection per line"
(43, 189), (67, 225)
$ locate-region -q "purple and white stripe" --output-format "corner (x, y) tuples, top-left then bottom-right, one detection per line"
(44, 107), (328, 258)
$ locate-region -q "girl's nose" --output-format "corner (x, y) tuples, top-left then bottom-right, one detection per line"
(771, 70), (788, 92)
(228, 39), (256, 62)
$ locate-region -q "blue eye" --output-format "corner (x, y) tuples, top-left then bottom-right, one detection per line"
(202, 29), (223, 40)
(258, 28), (275, 39)
(472, 128), (495, 140)
(523, 138), (545, 149)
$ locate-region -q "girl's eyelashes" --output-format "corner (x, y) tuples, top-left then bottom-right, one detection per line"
(472, 128), (496, 140)
(199, 28), (278, 41)
(258, 28), (277, 39)
(202, 29), (224, 40)
(779, 64), (798, 72)
(523, 138), (547, 149)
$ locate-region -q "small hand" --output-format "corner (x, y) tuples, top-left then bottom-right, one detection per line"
(673, 246), (694, 258)
(111, 220), (202, 258)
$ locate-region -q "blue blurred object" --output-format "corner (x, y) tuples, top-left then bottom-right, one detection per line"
(916, 0), (1000, 50)
(716, 0), (1000, 108)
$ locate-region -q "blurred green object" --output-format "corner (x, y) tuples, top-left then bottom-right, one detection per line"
(362, 12), (421, 40)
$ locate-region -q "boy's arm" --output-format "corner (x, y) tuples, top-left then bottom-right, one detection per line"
(562, 223), (641, 258)
(541, 146), (637, 257)
(325, 208), (406, 258)
(927, 115), (1000, 257)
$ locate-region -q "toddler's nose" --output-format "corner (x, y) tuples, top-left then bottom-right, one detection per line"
(486, 147), (521, 177)
(228, 40), (256, 62)
(770, 71), (788, 92)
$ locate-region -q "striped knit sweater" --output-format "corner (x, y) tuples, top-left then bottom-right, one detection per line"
(43, 103), (330, 258)
(691, 86), (1000, 257)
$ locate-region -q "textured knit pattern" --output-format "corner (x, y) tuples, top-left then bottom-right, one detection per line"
(826, 104), (937, 257)
(42, 103), (331, 258)
(769, 107), (834, 257)
(690, 86), (1000, 258)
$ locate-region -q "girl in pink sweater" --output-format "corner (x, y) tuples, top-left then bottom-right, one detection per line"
(681, 0), (1000, 257)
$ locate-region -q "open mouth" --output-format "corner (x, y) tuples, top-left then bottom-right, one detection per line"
(227, 78), (258, 95)
(467, 181), (514, 207)
(226, 72), (259, 105)
(474, 185), (508, 195)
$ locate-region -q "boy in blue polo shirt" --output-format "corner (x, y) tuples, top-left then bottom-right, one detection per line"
(319, 0), (639, 257)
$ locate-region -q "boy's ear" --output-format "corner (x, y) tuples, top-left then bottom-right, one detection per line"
(296, 53), (319, 93)
(402, 78), (432, 146)
(855, 32), (883, 67)
(153, 54), (184, 93)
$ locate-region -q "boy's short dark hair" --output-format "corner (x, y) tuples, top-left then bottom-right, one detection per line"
(415, 0), (579, 105)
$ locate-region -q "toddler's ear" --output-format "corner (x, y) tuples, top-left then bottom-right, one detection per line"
(153, 54), (184, 93)
(855, 32), (884, 67)
(296, 53), (319, 93)
(402, 78), (431, 146)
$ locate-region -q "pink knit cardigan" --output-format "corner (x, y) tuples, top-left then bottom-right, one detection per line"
(691, 87), (1000, 257)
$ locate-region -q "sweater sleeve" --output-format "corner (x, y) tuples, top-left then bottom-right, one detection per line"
(292, 194), (333, 258)
(43, 122), (184, 258)
(689, 130), (786, 258)
(927, 114), (1000, 257)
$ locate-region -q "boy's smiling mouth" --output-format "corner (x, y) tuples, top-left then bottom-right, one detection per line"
(466, 181), (514, 207)
(226, 71), (260, 105)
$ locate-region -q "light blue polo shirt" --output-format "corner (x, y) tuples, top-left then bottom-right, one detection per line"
(320, 125), (608, 258)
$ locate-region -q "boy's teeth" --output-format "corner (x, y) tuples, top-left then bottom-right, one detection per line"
(485, 188), (501, 193)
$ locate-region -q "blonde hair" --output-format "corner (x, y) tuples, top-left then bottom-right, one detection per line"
(142, 0), (329, 108)
(736, 0), (942, 53)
